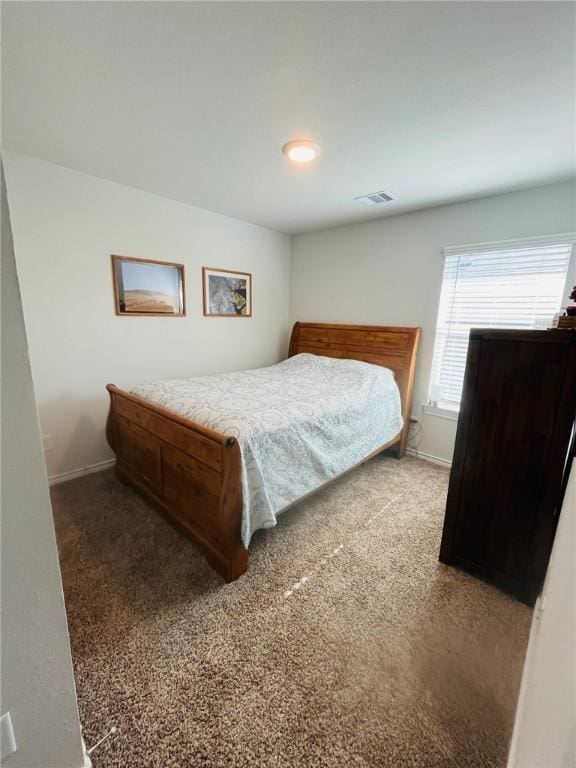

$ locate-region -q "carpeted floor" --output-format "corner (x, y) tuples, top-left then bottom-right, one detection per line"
(52, 455), (531, 768)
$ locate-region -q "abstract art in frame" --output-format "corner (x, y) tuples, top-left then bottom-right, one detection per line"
(112, 255), (186, 316)
(202, 267), (252, 317)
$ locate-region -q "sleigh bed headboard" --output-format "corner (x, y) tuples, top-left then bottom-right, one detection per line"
(288, 322), (421, 454)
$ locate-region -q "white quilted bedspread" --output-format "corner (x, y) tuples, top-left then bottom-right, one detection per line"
(131, 353), (403, 547)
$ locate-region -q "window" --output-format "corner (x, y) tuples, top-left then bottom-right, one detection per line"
(430, 237), (574, 411)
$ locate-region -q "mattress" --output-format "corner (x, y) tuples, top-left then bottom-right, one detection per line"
(130, 353), (403, 547)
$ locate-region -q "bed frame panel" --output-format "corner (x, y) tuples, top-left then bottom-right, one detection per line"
(106, 322), (420, 581)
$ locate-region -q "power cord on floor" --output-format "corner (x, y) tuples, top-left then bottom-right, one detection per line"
(87, 726), (119, 757)
(407, 419), (424, 452)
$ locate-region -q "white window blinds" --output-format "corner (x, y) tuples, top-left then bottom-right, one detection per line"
(430, 239), (573, 409)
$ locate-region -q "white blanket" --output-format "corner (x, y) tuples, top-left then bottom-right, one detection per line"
(131, 353), (403, 547)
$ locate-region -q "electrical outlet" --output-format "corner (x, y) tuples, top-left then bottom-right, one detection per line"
(1, 712), (17, 760)
(43, 434), (53, 451)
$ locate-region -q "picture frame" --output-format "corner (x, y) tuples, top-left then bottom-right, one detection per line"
(111, 255), (186, 316)
(202, 267), (252, 317)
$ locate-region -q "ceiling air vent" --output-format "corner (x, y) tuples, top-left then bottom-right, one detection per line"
(354, 190), (394, 207)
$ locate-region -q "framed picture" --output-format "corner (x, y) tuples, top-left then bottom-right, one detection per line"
(202, 267), (252, 317)
(112, 255), (186, 316)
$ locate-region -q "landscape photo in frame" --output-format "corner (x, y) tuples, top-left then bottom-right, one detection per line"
(112, 255), (186, 316)
(202, 267), (252, 316)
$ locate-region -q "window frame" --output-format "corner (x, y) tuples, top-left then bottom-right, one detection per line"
(427, 233), (576, 416)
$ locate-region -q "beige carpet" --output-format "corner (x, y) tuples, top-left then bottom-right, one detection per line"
(52, 455), (531, 768)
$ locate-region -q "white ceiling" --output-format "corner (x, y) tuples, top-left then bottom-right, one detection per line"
(2, 2), (575, 234)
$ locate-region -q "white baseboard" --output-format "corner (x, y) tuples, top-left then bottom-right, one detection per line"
(49, 459), (115, 486)
(406, 448), (452, 468)
(82, 740), (93, 768)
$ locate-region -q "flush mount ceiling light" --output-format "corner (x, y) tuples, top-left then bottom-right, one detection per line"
(282, 139), (321, 163)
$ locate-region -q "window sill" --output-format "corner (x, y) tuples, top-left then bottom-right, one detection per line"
(422, 404), (460, 422)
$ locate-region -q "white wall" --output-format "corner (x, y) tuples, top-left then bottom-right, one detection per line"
(5, 153), (575, 474)
(508, 460), (576, 768)
(1, 166), (86, 768)
(4, 152), (291, 481)
(290, 180), (576, 463)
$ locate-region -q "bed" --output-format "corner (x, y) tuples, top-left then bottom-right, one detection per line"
(106, 322), (421, 581)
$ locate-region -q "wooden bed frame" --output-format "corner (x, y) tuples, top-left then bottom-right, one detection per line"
(106, 322), (421, 582)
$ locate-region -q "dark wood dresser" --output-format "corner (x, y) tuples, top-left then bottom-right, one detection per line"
(439, 329), (576, 605)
